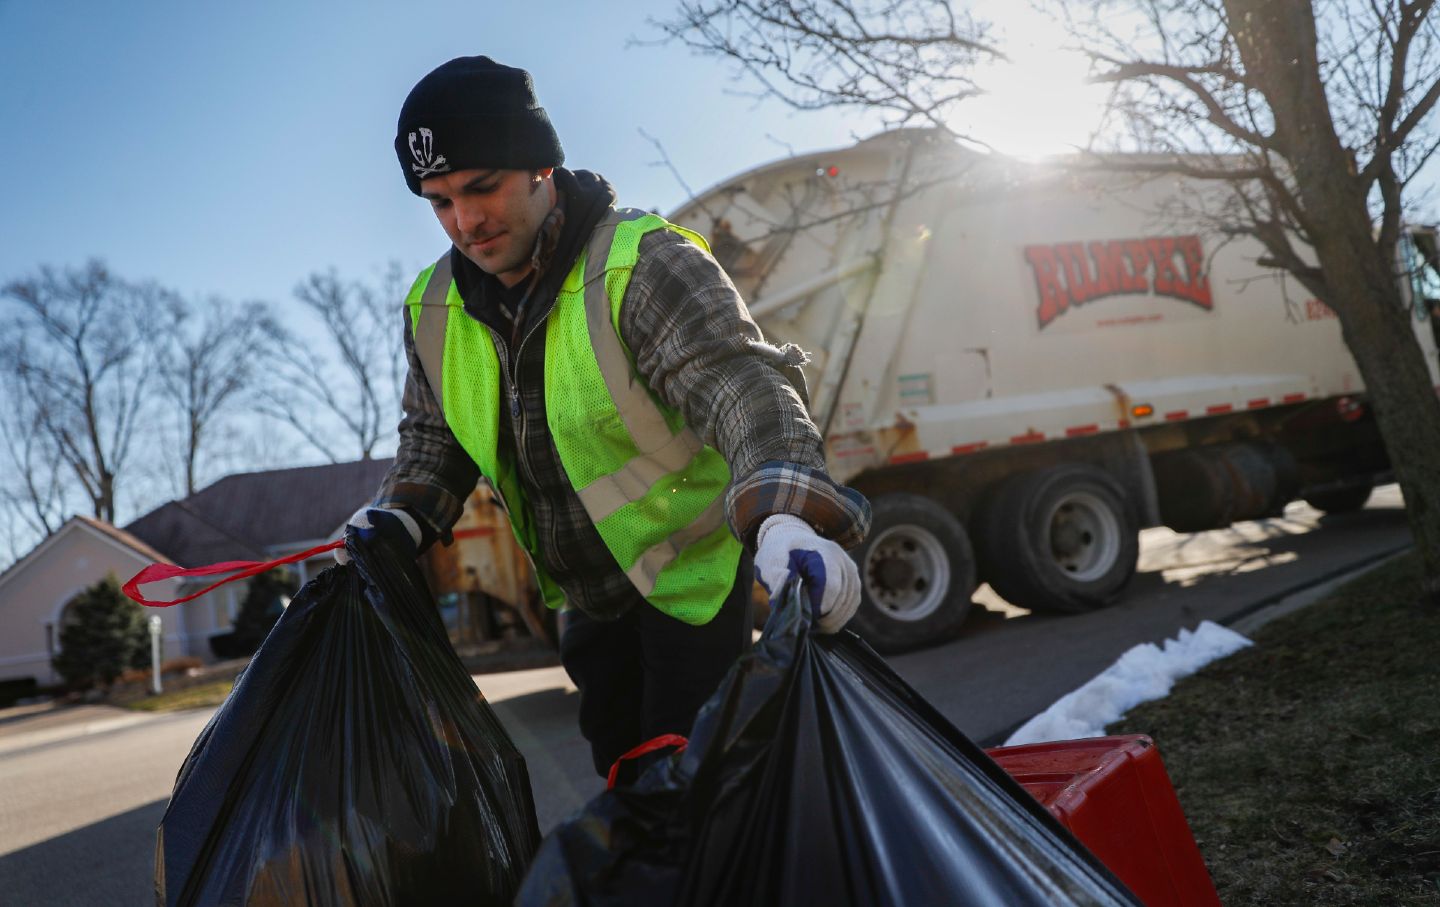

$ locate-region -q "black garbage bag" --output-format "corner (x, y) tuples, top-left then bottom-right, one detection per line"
(517, 579), (1141, 907)
(155, 531), (541, 907)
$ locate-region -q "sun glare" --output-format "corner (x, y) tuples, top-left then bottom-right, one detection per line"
(951, 8), (1113, 160)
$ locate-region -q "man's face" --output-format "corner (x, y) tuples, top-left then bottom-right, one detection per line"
(421, 167), (556, 287)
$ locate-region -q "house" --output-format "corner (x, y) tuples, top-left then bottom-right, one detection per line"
(0, 458), (394, 690)
(0, 516), (184, 695)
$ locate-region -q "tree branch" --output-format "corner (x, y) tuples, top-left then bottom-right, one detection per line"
(1092, 59), (1273, 148)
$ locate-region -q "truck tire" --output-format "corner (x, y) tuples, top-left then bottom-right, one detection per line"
(1304, 481), (1374, 514)
(848, 493), (976, 653)
(976, 464), (1139, 614)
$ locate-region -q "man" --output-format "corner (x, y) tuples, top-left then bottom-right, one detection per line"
(347, 55), (870, 779)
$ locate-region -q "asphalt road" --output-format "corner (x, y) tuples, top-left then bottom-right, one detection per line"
(0, 707), (214, 907)
(0, 489), (1411, 906)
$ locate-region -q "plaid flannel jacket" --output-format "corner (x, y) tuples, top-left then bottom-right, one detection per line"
(377, 222), (870, 619)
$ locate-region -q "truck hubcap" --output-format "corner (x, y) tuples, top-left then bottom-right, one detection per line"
(1045, 491), (1121, 582)
(863, 524), (951, 622)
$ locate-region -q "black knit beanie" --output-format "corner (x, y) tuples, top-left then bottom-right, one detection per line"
(394, 56), (565, 195)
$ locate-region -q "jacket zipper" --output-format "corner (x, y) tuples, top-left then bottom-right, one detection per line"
(488, 303), (556, 504)
(484, 326), (530, 486)
(494, 316), (571, 580)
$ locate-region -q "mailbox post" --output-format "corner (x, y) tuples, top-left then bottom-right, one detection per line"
(148, 614), (163, 695)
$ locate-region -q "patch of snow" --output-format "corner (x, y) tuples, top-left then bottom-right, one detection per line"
(1003, 621), (1252, 747)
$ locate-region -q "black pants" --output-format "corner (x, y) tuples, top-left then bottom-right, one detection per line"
(559, 554), (754, 779)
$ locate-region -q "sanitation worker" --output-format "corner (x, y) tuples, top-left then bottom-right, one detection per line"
(344, 55), (870, 779)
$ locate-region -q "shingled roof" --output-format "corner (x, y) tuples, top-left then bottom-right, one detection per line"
(75, 515), (175, 566)
(124, 458), (395, 567)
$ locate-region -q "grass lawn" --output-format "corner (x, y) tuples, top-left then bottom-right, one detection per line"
(1111, 552), (1440, 905)
(124, 679), (233, 712)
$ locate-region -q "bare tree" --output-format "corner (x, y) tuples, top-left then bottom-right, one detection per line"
(0, 369), (68, 543)
(653, 0), (1003, 146)
(256, 264), (408, 461)
(1061, 0), (1440, 600)
(153, 297), (284, 495)
(1, 261), (157, 525)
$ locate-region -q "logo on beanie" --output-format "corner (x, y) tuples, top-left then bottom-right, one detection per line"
(408, 128), (450, 178)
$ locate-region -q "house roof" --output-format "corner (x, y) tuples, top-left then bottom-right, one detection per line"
(124, 458), (394, 567)
(74, 515), (176, 566)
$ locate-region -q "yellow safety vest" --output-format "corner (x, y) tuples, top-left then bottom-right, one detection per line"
(404, 209), (742, 625)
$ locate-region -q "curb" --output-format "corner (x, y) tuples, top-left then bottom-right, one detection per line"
(0, 709), (161, 757)
(1223, 544), (1412, 636)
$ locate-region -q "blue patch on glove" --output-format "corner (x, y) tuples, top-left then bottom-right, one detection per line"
(788, 548), (828, 616)
(349, 509), (417, 559)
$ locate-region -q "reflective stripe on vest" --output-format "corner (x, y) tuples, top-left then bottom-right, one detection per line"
(413, 255), (453, 411)
(404, 209), (741, 624)
(572, 215), (704, 520)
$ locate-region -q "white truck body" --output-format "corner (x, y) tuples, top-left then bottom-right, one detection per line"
(670, 129), (1438, 651)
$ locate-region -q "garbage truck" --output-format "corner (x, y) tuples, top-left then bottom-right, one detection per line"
(668, 128), (1440, 652)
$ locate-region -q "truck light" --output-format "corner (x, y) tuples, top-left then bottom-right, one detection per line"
(816, 165), (840, 177)
(1336, 396), (1365, 422)
(1131, 404), (1155, 419)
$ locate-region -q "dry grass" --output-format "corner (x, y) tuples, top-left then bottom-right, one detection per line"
(124, 679), (233, 713)
(1112, 552), (1440, 905)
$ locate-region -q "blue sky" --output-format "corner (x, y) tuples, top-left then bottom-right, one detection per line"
(0, 1), (870, 304)
(0, 1), (1105, 306)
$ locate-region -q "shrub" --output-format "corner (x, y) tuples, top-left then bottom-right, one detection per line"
(52, 574), (152, 692)
(231, 567), (299, 655)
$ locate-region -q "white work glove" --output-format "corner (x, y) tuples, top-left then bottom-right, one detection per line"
(335, 506), (423, 565)
(753, 514), (861, 634)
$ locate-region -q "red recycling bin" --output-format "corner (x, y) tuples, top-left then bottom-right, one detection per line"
(986, 735), (1221, 907)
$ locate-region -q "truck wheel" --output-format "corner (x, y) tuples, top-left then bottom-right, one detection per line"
(848, 493), (976, 654)
(1304, 482), (1374, 514)
(976, 465), (1139, 614)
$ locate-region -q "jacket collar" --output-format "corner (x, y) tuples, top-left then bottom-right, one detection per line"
(453, 168), (618, 338)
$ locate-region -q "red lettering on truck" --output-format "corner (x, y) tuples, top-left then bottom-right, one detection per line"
(1090, 241), (1149, 295)
(1057, 243), (1105, 304)
(1175, 235), (1213, 306)
(1025, 234), (1214, 328)
(1025, 245), (1070, 326)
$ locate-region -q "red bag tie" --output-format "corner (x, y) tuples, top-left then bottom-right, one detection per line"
(606, 733), (688, 790)
(122, 539), (344, 607)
